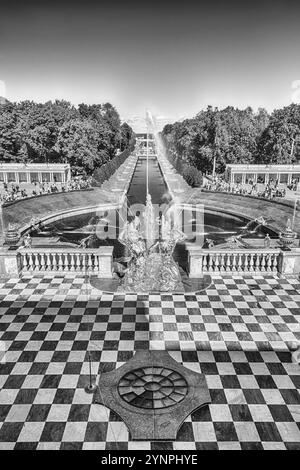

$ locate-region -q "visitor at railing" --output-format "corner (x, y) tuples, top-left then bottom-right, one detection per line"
(0, 175), (92, 205)
(203, 175), (287, 199)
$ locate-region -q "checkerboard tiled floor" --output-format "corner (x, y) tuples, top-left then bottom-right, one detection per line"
(0, 273), (299, 449)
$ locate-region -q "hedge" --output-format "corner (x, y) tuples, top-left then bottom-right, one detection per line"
(162, 139), (203, 188)
(92, 140), (135, 186)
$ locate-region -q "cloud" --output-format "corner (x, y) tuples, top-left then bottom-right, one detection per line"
(291, 80), (300, 103)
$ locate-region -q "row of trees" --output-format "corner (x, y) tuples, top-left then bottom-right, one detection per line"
(0, 99), (135, 175)
(162, 104), (300, 175)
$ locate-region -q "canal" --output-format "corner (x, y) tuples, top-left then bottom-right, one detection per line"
(126, 156), (168, 206)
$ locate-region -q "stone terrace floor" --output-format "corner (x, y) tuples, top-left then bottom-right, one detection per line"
(0, 273), (299, 450)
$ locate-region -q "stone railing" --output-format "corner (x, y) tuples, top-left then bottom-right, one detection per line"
(187, 245), (281, 276)
(17, 246), (114, 278)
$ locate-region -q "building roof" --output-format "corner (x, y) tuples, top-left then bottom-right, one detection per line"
(0, 163), (70, 170)
(226, 163), (300, 171)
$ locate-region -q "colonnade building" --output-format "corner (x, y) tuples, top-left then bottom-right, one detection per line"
(0, 163), (71, 184)
(225, 164), (300, 185)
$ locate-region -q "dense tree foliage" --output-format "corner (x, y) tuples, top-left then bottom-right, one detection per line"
(257, 104), (300, 164)
(162, 104), (300, 175)
(0, 99), (135, 175)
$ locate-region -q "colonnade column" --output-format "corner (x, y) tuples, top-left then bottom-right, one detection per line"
(265, 174), (269, 184)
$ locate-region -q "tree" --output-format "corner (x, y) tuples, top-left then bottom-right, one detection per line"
(54, 119), (104, 175)
(256, 104), (300, 164)
(0, 102), (26, 161)
(120, 122), (135, 151)
(162, 105), (272, 175)
(0, 99), (134, 175)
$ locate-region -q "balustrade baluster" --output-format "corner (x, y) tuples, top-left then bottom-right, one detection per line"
(261, 253), (267, 272)
(39, 253), (45, 271)
(65, 253), (70, 271)
(52, 253), (58, 271)
(225, 253), (231, 271)
(258, 253), (263, 271)
(76, 252), (80, 272)
(208, 254), (213, 272)
(44, 253), (49, 271)
(57, 253), (62, 271)
(94, 255), (99, 272)
(78, 252), (83, 272)
(254, 253), (259, 271)
(266, 254), (272, 272)
(249, 253), (254, 272)
(23, 253), (29, 272)
(232, 253), (237, 271)
(50, 253), (55, 271)
(79, 252), (84, 272)
(237, 252), (243, 272)
(73, 253), (78, 271)
(272, 254), (277, 272)
(245, 253), (251, 272)
(202, 254), (208, 272)
(88, 254), (93, 272)
(220, 253), (225, 271)
(28, 252), (34, 272)
(70, 253), (75, 272)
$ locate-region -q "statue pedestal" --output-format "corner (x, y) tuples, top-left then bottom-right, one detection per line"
(278, 248), (300, 275)
(0, 247), (20, 278)
(186, 244), (204, 277)
(97, 246), (114, 278)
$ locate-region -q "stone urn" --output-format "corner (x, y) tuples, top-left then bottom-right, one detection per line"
(4, 224), (20, 246)
(279, 219), (297, 250)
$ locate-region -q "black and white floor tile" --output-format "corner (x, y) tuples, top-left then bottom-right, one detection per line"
(0, 273), (299, 449)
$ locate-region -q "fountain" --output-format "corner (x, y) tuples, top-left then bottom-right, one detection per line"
(117, 192), (186, 292)
(111, 110), (190, 292)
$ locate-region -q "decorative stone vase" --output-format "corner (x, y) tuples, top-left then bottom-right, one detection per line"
(4, 224), (20, 246)
(279, 219), (297, 250)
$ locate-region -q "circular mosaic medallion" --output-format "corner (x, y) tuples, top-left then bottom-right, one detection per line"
(118, 366), (188, 409)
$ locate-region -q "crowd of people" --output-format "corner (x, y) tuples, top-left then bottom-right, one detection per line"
(0, 176), (92, 205)
(287, 179), (299, 191)
(203, 176), (289, 199)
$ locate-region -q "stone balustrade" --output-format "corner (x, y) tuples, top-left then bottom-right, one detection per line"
(2, 243), (300, 279)
(17, 246), (114, 278)
(186, 245), (282, 276)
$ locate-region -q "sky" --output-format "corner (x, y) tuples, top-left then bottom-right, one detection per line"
(1, 0), (300, 122)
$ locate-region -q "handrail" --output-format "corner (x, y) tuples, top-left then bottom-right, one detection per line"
(18, 247), (103, 254)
